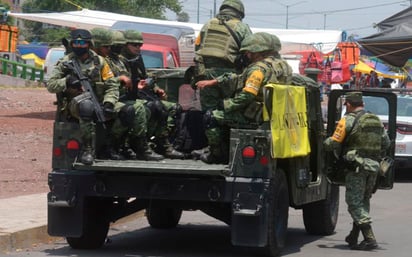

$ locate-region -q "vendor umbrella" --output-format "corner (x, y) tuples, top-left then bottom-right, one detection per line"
(357, 22), (412, 67)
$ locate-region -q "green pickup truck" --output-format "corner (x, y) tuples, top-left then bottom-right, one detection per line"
(47, 68), (397, 257)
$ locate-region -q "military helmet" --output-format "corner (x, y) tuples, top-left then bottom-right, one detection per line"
(90, 28), (113, 48)
(70, 29), (92, 41)
(111, 30), (127, 45)
(220, 0), (245, 19)
(240, 32), (281, 53)
(345, 92), (363, 105)
(123, 30), (144, 44)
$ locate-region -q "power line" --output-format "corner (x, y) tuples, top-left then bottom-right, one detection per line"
(246, 1), (408, 16)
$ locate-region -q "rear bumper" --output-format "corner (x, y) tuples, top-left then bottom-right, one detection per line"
(395, 155), (412, 170)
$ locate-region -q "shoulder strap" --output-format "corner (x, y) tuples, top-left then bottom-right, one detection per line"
(341, 110), (366, 152)
(220, 19), (241, 48)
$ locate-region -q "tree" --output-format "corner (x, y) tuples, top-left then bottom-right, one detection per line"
(20, 0), (184, 44)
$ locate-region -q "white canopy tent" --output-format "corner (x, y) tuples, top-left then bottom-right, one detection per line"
(9, 9), (343, 54)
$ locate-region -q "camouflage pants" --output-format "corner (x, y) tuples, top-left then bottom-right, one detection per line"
(199, 68), (234, 111)
(205, 109), (248, 157)
(110, 100), (148, 140)
(345, 169), (378, 225)
(146, 100), (178, 139)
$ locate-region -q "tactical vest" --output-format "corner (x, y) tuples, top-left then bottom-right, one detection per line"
(196, 17), (241, 65)
(346, 111), (384, 159)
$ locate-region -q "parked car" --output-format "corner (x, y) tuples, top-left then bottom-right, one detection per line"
(43, 47), (65, 81)
(363, 93), (412, 170)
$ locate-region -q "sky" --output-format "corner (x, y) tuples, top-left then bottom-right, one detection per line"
(174, 0), (411, 38)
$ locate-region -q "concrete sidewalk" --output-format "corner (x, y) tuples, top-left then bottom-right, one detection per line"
(0, 193), (54, 253)
(0, 193), (145, 253)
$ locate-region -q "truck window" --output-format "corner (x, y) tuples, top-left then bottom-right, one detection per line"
(166, 52), (176, 68)
(141, 50), (163, 68)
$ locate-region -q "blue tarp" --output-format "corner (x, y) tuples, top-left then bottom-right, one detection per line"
(17, 43), (49, 59)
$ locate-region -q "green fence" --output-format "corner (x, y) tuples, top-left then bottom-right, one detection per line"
(0, 57), (44, 81)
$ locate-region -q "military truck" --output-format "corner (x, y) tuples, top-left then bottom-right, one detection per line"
(47, 68), (397, 257)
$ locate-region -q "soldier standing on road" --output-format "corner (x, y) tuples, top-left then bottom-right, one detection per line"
(195, 32), (293, 164)
(324, 92), (390, 250)
(46, 29), (119, 165)
(120, 30), (185, 159)
(90, 27), (163, 161)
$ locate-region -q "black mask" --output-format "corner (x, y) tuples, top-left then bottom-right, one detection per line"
(71, 47), (88, 57)
(110, 45), (123, 55)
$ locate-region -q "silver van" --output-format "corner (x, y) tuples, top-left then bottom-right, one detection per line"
(43, 47), (65, 81)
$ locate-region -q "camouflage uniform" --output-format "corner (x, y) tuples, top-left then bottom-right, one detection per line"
(46, 29), (119, 165)
(90, 28), (162, 161)
(194, 0), (252, 111)
(200, 32), (293, 164)
(324, 92), (390, 250)
(120, 30), (184, 159)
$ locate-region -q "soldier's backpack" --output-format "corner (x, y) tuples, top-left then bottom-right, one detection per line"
(173, 108), (208, 153)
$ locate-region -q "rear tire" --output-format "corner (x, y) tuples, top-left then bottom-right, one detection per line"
(66, 198), (111, 249)
(263, 169), (289, 257)
(146, 206), (182, 229)
(302, 183), (339, 235)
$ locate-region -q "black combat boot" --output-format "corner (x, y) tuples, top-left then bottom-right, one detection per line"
(80, 145), (94, 165)
(101, 136), (124, 160)
(156, 137), (185, 159)
(345, 222), (360, 249)
(200, 145), (228, 164)
(191, 146), (210, 160)
(354, 224), (378, 250)
(130, 137), (164, 161)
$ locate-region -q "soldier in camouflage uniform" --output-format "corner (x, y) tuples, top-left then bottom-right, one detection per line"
(90, 27), (163, 161)
(195, 32), (293, 164)
(120, 30), (185, 159)
(194, 0), (252, 111)
(324, 92), (390, 250)
(46, 29), (119, 165)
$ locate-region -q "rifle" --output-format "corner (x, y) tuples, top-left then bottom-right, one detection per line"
(64, 59), (107, 128)
(126, 54), (147, 100)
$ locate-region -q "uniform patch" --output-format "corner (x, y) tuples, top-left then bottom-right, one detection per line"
(331, 117), (347, 143)
(243, 70), (264, 96)
(101, 63), (114, 81)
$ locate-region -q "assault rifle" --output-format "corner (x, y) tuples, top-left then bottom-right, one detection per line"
(64, 59), (106, 128)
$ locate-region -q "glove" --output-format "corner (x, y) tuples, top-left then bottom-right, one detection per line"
(103, 102), (115, 120)
(66, 74), (81, 88)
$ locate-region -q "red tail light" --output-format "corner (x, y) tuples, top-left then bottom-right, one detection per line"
(53, 147), (62, 157)
(242, 146), (256, 158)
(397, 124), (412, 135)
(242, 146), (256, 165)
(259, 156), (269, 166)
(66, 139), (80, 158)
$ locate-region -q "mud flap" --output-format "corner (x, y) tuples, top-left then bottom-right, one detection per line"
(231, 191), (268, 247)
(47, 192), (84, 237)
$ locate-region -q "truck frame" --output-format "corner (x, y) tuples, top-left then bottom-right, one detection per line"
(47, 69), (396, 256)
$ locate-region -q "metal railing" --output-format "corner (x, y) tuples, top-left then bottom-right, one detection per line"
(0, 57), (44, 81)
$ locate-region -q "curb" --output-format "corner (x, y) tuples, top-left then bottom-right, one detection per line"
(0, 209), (144, 253)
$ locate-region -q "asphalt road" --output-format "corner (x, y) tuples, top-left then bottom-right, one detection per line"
(3, 182), (412, 257)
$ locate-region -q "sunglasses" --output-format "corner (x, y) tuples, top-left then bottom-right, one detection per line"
(128, 43), (142, 47)
(72, 39), (88, 46)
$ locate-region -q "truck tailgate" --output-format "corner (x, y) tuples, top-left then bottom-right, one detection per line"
(73, 159), (230, 176)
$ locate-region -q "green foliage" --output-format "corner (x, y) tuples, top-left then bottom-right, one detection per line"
(0, 0), (15, 25)
(20, 0), (184, 45)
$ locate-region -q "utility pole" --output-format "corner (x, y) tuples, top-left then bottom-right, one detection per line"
(197, 0), (200, 23)
(285, 1), (306, 29)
